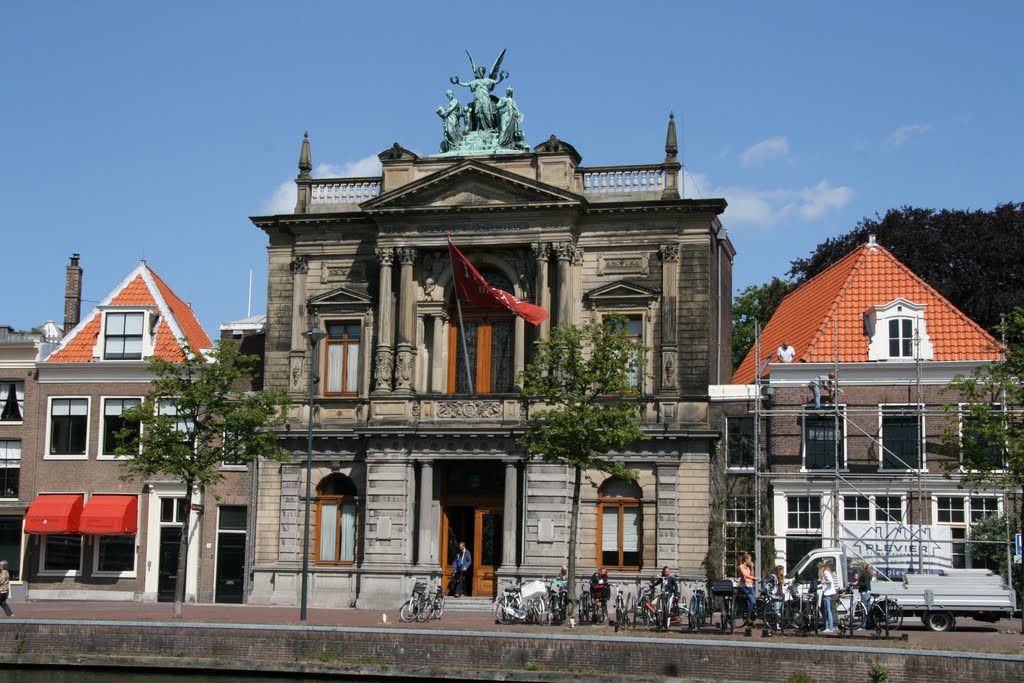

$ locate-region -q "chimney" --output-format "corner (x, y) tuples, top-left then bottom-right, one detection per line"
(63, 253), (82, 335)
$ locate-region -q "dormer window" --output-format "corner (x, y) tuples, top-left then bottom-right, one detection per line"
(92, 307), (157, 361)
(104, 312), (144, 360)
(866, 299), (933, 361)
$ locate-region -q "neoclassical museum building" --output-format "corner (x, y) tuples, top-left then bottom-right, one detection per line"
(247, 58), (733, 609)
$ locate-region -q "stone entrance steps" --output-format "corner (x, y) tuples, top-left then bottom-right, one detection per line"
(442, 595), (495, 613)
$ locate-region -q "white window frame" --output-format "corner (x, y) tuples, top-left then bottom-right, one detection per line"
(786, 495), (822, 534)
(91, 306), (158, 361)
(800, 408), (847, 472)
(45, 396), (91, 461)
(0, 439), (20, 499)
(597, 310), (651, 395)
(866, 299), (933, 361)
(98, 396), (143, 460)
(0, 380), (25, 424)
(92, 533), (139, 578)
(842, 494), (870, 522)
(932, 494), (1003, 569)
(39, 532), (84, 577)
(878, 404), (926, 472)
(874, 494), (905, 524)
(957, 403), (1005, 473)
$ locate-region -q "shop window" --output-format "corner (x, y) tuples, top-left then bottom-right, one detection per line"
(96, 536), (135, 574)
(315, 474), (357, 565)
(42, 535), (82, 574)
(0, 518), (22, 580)
(598, 478), (643, 569)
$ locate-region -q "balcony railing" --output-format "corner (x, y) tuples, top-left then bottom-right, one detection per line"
(580, 165), (666, 194)
(309, 178), (381, 205)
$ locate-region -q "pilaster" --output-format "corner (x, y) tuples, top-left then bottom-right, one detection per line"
(373, 247), (395, 392)
(659, 244), (680, 396)
(394, 247), (418, 393)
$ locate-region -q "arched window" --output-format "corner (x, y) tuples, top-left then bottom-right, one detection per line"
(597, 477), (643, 569)
(448, 270), (515, 394)
(315, 474), (357, 565)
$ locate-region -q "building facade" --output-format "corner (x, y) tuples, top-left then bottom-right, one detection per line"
(22, 258), (251, 603)
(725, 238), (1008, 578)
(248, 101), (734, 608)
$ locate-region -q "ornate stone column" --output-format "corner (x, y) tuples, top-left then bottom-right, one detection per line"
(373, 247), (395, 392)
(554, 242), (573, 327)
(502, 461), (518, 570)
(430, 313), (448, 393)
(393, 247), (417, 393)
(418, 460), (435, 566)
(659, 244), (680, 395)
(531, 242), (551, 341)
(287, 256), (310, 394)
(569, 245), (584, 325)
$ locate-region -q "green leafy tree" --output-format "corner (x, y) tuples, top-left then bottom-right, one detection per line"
(518, 317), (645, 614)
(942, 309), (1024, 604)
(789, 203), (1024, 333)
(732, 277), (795, 371)
(117, 341), (288, 618)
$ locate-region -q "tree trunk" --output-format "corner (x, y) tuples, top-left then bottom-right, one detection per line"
(566, 465), (582, 619)
(173, 484), (193, 619)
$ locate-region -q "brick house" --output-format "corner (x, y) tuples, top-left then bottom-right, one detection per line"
(247, 114), (735, 609)
(720, 236), (1007, 577)
(25, 258), (251, 602)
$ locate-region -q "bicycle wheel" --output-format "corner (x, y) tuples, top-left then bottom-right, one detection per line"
(763, 602), (782, 632)
(838, 600), (864, 632)
(399, 598), (417, 623)
(615, 597), (625, 625)
(495, 595), (513, 625)
(432, 594), (445, 619)
(884, 599), (903, 630)
(579, 592), (592, 624)
(415, 595), (430, 622)
(687, 594), (701, 630)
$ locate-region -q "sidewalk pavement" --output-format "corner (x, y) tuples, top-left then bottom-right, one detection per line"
(7, 598), (1023, 655)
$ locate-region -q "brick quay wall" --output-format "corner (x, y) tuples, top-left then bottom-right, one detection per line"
(1, 620), (1022, 683)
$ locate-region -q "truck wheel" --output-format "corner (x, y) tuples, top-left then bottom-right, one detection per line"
(923, 611), (955, 632)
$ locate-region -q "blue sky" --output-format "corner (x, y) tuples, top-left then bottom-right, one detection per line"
(3, 1), (1022, 336)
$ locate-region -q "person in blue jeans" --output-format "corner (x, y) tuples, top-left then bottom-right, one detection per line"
(819, 560), (837, 632)
(452, 541), (472, 597)
(737, 553), (758, 627)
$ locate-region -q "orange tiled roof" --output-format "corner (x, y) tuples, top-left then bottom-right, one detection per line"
(47, 263), (212, 364)
(732, 242), (1000, 384)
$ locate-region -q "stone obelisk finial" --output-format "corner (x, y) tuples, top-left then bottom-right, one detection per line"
(298, 131), (312, 180)
(665, 112), (679, 163)
(662, 113), (681, 199)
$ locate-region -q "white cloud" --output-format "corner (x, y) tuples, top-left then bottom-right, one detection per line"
(262, 154), (384, 214)
(885, 123), (933, 149)
(739, 136), (790, 168)
(687, 171), (853, 227)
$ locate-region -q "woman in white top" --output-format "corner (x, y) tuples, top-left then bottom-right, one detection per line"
(818, 560), (836, 632)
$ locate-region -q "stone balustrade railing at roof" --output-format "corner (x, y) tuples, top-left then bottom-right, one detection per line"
(576, 164), (667, 195)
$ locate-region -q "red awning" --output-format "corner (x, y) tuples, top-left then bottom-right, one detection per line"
(24, 494), (84, 534)
(79, 495), (138, 536)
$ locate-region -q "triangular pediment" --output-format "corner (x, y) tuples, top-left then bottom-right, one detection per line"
(363, 160), (582, 213)
(308, 286), (373, 308)
(585, 281), (660, 304)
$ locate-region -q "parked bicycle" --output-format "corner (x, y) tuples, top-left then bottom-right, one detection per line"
(630, 580), (660, 628)
(710, 579), (736, 633)
(839, 591), (903, 636)
(781, 582), (819, 635)
(686, 578), (711, 631)
(547, 579), (568, 625)
(399, 580), (443, 623)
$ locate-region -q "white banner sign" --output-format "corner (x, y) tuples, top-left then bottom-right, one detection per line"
(841, 522), (953, 578)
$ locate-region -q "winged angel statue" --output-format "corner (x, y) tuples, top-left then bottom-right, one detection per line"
(436, 49), (528, 154)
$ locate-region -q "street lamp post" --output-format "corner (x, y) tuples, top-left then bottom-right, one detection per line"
(300, 324), (326, 621)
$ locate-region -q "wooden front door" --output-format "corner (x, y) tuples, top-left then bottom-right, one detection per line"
(473, 508), (502, 597)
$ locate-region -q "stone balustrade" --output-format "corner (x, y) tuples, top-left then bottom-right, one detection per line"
(309, 178), (382, 205)
(580, 165), (666, 194)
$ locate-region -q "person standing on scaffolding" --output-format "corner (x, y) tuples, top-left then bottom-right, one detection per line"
(808, 372), (836, 409)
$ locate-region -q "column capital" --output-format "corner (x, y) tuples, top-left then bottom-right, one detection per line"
(553, 241), (574, 261)
(659, 244), (680, 262)
(531, 241), (551, 261)
(375, 247), (395, 266)
(396, 246), (418, 266)
(289, 255), (309, 274)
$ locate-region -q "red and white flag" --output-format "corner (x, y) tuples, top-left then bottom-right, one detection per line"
(448, 240), (549, 326)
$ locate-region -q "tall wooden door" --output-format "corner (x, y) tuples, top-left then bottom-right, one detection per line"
(473, 508), (503, 597)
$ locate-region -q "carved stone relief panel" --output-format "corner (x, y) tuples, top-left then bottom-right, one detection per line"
(435, 400), (503, 420)
(598, 253), (649, 276)
(320, 260), (367, 283)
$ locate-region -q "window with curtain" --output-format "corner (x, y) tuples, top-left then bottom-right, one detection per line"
(0, 440), (19, 498)
(104, 312), (145, 360)
(315, 474), (358, 565)
(0, 382), (24, 421)
(49, 398), (88, 456)
(598, 477), (643, 569)
(325, 322), (361, 395)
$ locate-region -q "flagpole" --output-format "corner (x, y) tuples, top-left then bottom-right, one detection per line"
(447, 235), (475, 393)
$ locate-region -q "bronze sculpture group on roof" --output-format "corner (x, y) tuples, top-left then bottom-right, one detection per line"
(436, 49), (529, 155)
